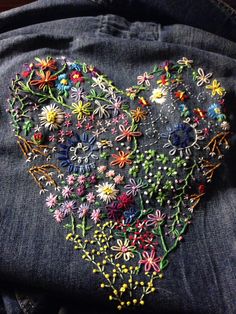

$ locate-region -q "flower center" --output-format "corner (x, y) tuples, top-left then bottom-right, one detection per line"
(61, 79), (68, 85)
(46, 110), (57, 123)
(121, 246), (128, 253)
(103, 187), (113, 195)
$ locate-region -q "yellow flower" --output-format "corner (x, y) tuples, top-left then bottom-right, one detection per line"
(111, 239), (135, 261)
(206, 79), (225, 96)
(71, 100), (91, 120)
(131, 107), (147, 122)
(150, 87), (167, 104)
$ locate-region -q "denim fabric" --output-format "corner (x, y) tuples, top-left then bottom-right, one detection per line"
(0, 1), (236, 314)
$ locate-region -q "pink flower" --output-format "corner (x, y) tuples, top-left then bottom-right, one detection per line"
(106, 170), (115, 178)
(62, 186), (73, 199)
(67, 174), (76, 185)
(113, 174), (124, 184)
(139, 250), (161, 272)
(91, 208), (101, 223)
(146, 210), (166, 227)
(97, 165), (107, 173)
(137, 72), (154, 86)
(86, 192), (96, 203)
(77, 175), (86, 184)
(53, 210), (65, 223)
(46, 193), (57, 208)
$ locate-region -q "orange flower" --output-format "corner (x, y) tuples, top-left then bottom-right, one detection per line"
(115, 125), (142, 142)
(110, 151), (132, 168)
(30, 71), (57, 89)
(131, 107), (147, 122)
(35, 57), (57, 70)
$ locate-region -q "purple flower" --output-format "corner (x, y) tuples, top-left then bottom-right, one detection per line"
(77, 185), (86, 196)
(61, 200), (77, 215)
(78, 203), (89, 218)
(124, 178), (145, 196)
(106, 202), (122, 221)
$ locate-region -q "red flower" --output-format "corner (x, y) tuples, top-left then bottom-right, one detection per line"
(139, 250), (161, 272)
(117, 192), (134, 209)
(70, 70), (84, 83)
(174, 90), (189, 101)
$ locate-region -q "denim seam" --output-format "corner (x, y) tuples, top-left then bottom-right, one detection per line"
(209, 0), (236, 20)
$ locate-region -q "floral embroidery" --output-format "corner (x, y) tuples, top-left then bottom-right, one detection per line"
(7, 56), (230, 310)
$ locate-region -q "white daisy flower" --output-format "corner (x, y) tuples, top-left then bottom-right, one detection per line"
(150, 87), (167, 104)
(39, 104), (64, 130)
(96, 182), (119, 204)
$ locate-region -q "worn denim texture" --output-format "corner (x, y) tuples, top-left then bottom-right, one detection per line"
(0, 1), (235, 313)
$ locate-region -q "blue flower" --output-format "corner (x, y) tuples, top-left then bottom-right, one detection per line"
(56, 74), (72, 92)
(123, 207), (139, 224)
(57, 133), (99, 173)
(208, 103), (225, 122)
(70, 63), (82, 71)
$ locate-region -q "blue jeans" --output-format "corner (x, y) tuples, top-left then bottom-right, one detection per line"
(0, 0), (235, 313)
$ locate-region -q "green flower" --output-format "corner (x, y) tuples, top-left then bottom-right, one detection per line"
(167, 168), (177, 177)
(156, 154), (169, 165)
(172, 156), (187, 168)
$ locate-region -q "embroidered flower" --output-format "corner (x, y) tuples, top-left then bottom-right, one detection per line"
(124, 178), (145, 196)
(105, 170), (115, 178)
(221, 121), (230, 131)
(123, 206), (139, 224)
(71, 100), (91, 120)
(30, 70), (57, 89)
(77, 175), (86, 184)
(156, 75), (169, 86)
(174, 90), (188, 101)
(62, 186), (73, 199)
(53, 209), (65, 223)
(137, 72), (154, 86)
(111, 239), (135, 261)
(35, 57), (57, 70)
(115, 125), (142, 142)
(110, 151), (132, 168)
(177, 57), (193, 67)
(56, 74), (72, 92)
(96, 182), (119, 204)
(91, 208), (101, 223)
(117, 192), (134, 209)
(208, 103), (226, 121)
(139, 250), (161, 272)
(61, 200), (77, 215)
(78, 203), (89, 218)
(66, 175), (76, 185)
(113, 174), (124, 184)
(150, 88), (167, 104)
(70, 87), (86, 101)
(206, 79), (225, 96)
(70, 70), (84, 84)
(86, 192), (96, 203)
(131, 107), (147, 122)
(146, 210), (166, 227)
(107, 96), (124, 116)
(106, 202), (122, 220)
(93, 100), (110, 118)
(46, 193), (57, 208)
(39, 104), (64, 130)
(196, 68), (212, 86)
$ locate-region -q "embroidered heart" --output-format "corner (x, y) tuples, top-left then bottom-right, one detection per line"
(7, 56), (230, 310)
